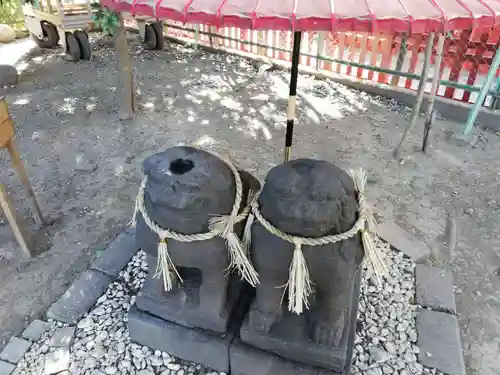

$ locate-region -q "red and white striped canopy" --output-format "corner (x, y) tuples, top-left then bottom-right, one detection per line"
(101, 0), (500, 34)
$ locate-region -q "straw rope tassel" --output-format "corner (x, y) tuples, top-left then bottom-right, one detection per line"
(154, 237), (183, 292)
(287, 240), (313, 314)
(348, 168), (388, 279)
(210, 214), (259, 287)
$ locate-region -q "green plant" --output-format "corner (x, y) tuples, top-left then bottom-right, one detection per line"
(91, 2), (120, 36)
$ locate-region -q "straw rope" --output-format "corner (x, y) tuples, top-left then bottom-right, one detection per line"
(242, 168), (388, 315)
(131, 148), (259, 291)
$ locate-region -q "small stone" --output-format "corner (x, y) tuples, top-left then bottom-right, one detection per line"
(177, 370), (185, 375)
(167, 363), (181, 371)
(385, 342), (397, 355)
(137, 370), (154, 375)
(104, 367), (118, 375)
(77, 318), (94, 330)
(44, 349), (70, 375)
(50, 327), (76, 347)
(382, 365), (393, 374)
(368, 347), (391, 364)
(150, 357), (163, 366)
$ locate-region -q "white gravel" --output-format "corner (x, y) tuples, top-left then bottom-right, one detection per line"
(352, 242), (443, 375)
(12, 244), (442, 375)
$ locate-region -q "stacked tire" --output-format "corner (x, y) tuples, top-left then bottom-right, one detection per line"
(143, 22), (164, 50)
(66, 30), (92, 62)
(31, 21), (91, 62)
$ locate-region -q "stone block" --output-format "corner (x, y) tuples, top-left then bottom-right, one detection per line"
(22, 320), (50, 342)
(0, 65), (18, 87)
(416, 264), (456, 314)
(230, 340), (342, 375)
(44, 348), (70, 375)
(47, 270), (112, 324)
(377, 221), (431, 262)
(49, 327), (76, 347)
(240, 269), (360, 372)
(0, 360), (15, 375)
(417, 308), (465, 375)
(0, 337), (31, 364)
(135, 254), (243, 333)
(128, 306), (234, 372)
(91, 231), (138, 278)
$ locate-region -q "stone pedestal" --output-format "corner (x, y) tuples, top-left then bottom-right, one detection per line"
(232, 269), (360, 375)
(129, 146), (258, 372)
(235, 159), (363, 375)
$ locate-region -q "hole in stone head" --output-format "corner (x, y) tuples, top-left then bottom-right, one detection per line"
(169, 158), (194, 175)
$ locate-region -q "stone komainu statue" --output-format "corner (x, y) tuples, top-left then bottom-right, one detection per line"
(245, 159), (364, 347)
(135, 146), (258, 332)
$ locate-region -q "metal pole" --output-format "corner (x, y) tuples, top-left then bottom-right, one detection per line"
(394, 32), (435, 160)
(284, 31), (302, 162)
(422, 33), (445, 152)
(463, 48), (500, 135)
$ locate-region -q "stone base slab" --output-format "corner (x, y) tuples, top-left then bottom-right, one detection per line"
(230, 339), (346, 375)
(128, 305), (234, 372)
(239, 269), (360, 372)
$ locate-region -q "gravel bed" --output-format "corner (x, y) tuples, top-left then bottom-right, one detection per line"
(12, 244), (442, 375)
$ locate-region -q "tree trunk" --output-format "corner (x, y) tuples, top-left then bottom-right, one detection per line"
(114, 15), (137, 120)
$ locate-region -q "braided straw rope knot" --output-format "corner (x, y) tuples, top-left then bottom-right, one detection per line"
(131, 147), (259, 292)
(242, 168), (388, 315)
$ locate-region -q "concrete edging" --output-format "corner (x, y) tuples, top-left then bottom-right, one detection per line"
(379, 220), (466, 375)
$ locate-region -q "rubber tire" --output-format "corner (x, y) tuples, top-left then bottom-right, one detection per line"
(65, 32), (81, 62)
(151, 22), (164, 51)
(74, 30), (91, 60)
(31, 21), (59, 49)
(143, 23), (157, 50)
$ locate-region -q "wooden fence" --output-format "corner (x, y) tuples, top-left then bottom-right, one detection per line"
(163, 22), (500, 108)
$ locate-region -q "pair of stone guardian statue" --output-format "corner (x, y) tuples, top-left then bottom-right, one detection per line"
(132, 146), (384, 373)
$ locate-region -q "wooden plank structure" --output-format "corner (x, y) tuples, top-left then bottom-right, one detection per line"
(0, 98), (46, 257)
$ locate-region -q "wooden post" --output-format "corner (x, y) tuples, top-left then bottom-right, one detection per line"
(114, 14), (137, 120)
(0, 183), (32, 257)
(422, 33), (445, 152)
(6, 139), (45, 225)
(394, 32), (435, 159)
(391, 34), (407, 86)
(1, 98), (45, 226)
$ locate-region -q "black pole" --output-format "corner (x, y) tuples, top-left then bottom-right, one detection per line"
(284, 31), (302, 162)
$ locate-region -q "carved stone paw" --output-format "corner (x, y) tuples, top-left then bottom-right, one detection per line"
(312, 321), (344, 347)
(248, 308), (280, 333)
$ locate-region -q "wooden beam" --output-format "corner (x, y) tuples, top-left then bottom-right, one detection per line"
(394, 32), (435, 160)
(0, 183), (32, 257)
(422, 33), (445, 152)
(6, 139), (45, 225)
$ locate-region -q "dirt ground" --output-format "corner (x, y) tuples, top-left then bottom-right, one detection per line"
(1, 34), (499, 375)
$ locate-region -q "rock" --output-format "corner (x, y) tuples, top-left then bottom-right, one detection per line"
(368, 347), (391, 364)
(384, 342), (397, 355)
(0, 65), (18, 87)
(78, 318), (94, 330)
(44, 349), (70, 375)
(0, 25), (16, 43)
(50, 327), (76, 347)
(75, 153), (98, 173)
(167, 363), (181, 371)
(104, 367), (118, 375)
